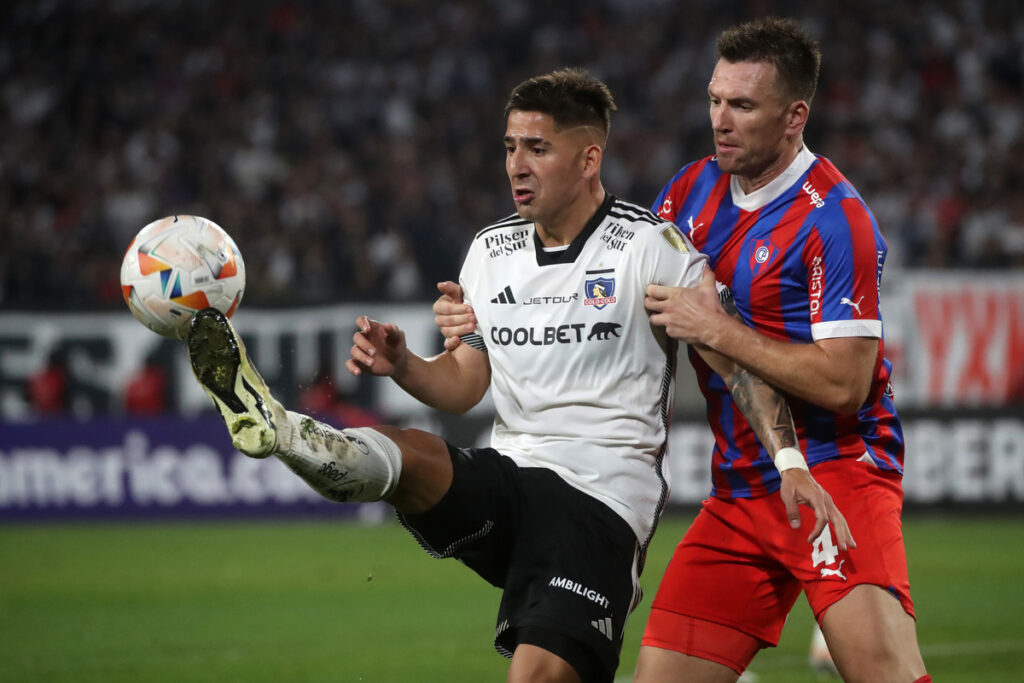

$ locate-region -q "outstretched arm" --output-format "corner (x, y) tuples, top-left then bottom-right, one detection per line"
(346, 315), (489, 415)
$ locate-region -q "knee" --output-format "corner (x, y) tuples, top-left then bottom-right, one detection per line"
(830, 637), (924, 683)
(378, 427), (453, 513)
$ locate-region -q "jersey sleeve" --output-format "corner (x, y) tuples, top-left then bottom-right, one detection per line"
(641, 221), (709, 288)
(802, 197), (885, 341)
(457, 239), (488, 353)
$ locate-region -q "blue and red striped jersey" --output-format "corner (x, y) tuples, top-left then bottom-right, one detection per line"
(653, 148), (904, 500)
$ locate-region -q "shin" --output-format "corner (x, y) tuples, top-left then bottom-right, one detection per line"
(274, 413), (402, 503)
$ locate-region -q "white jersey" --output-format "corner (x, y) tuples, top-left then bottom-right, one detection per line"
(459, 194), (706, 544)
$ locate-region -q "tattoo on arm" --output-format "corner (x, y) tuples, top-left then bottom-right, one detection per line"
(720, 290), (739, 317)
(719, 290), (798, 453)
(728, 368), (798, 453)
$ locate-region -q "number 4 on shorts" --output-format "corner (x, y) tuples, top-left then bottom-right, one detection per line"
(812, 525), (839, 567)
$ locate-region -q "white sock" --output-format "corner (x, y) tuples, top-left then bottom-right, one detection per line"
(273, 412), (402, 503)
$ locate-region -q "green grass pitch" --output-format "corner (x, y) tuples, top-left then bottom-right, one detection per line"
(2, 514), (1021, 682)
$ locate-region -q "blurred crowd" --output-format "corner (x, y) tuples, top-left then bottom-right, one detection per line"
(1, 0), (1022, 311)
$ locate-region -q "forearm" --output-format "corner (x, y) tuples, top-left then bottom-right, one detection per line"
(725, 364), (799, 456)
(391, 350), (487, 414)
(706, 316), (873, 414)
(698, 346), (798, 457)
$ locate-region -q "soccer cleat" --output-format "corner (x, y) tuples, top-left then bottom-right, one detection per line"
(188, 307), (282, 458)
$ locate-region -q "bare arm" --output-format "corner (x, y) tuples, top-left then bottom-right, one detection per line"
(346, 315), (490, 414)
(646, 271), (876, 414)
(685, 295), (855, 550)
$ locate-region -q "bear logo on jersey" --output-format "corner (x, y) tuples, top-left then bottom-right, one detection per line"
(587, 322), (622, 340)
(583, 277), (616, 309)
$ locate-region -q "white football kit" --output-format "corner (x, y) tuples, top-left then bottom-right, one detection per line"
(459, 194), (706, 544)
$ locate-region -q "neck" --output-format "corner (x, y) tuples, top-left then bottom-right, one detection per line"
(535, 181), (606, 246)
(737, 136), (803, 194)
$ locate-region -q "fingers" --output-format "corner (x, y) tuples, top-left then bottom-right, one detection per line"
(823, 497), (857, 550)
(805, 502), (828, 543)
(443, 335), (462, 352)
(344, 358), (367, 377)
(436, 317), (476, 338)
(433, 299), (473, 317)
(646, 284), (674, 300)
(349, 330), (377, 369)
(436, 280), (465, 304)
(644, 295), (667, 312)
(349, 316), (385, 370)
(432, 283), (476, 337)
(782, 487), (802, 530)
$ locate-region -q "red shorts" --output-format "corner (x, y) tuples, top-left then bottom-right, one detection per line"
(642, 459), (915, 658)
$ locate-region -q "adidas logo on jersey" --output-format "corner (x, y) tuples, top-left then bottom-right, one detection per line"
(491, 285), (516, 304)
(591, 617), (614, 641)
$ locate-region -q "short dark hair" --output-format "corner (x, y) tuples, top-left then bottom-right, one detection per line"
(504, 68), (616, 140)
(716, 17), (821, 104)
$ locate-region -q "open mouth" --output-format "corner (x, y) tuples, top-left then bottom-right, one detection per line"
(513, 188), (535, 203)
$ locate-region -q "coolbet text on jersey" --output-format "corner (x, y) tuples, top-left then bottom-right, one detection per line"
(459, 194), (706, 548)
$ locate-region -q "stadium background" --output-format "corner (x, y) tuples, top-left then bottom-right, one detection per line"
(1, 1), (1022, 681)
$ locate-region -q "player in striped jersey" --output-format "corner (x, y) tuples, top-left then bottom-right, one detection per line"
(637, 18), (929, 683)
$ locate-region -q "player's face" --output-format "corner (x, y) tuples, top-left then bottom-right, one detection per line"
(708, 59), (795, 183)
(504, 110), (591, 233)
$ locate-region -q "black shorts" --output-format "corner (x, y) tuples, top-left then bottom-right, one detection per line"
(398, 445), (641, 682)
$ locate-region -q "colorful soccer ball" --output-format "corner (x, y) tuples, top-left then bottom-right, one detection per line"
(120, 215), (246, 339)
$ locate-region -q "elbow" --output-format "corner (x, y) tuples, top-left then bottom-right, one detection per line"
(448, 383), (489, 416)
(448, 402), (474, 416)
(824, 383), (869, 416)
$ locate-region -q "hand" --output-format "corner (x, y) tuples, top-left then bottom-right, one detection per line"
(433, 281), (476, 352)
(645, 268), (728, 346)
(779, 468), (857, 550)
(345, 315), (409, 378)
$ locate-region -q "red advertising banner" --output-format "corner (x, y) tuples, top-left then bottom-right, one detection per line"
(897, 273), (1024, 406)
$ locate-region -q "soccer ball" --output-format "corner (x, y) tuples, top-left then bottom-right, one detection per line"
(120, 215), (246, 339)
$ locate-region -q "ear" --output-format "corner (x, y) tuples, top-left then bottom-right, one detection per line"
(582, 143), (603, 180)
(786, 100), (810, 138)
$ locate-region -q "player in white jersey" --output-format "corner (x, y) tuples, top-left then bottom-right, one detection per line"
(459, 194), (707, 545)
(187, 68), (847, 683)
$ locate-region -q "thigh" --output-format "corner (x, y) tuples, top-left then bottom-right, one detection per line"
(499, 468), (641, 682)
(634, 643), (742, 683)
(820, 584), (927, 683)
(644, 498), (802, 648)
(397, 445), (520, 587)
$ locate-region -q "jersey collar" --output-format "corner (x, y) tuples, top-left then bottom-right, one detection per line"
(729, 145), (816, 212)
(534, 192), (615, 266)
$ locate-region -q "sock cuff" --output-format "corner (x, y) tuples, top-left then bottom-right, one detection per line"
(341, 427), (403, 499)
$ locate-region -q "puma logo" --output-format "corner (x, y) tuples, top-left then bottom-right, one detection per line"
(820, 560), (846, 581)
(686, 215), (704, 239)
(840, 296), (864, 315)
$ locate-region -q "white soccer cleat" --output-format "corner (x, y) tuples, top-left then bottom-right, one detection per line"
(187, 307), (284, 458)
